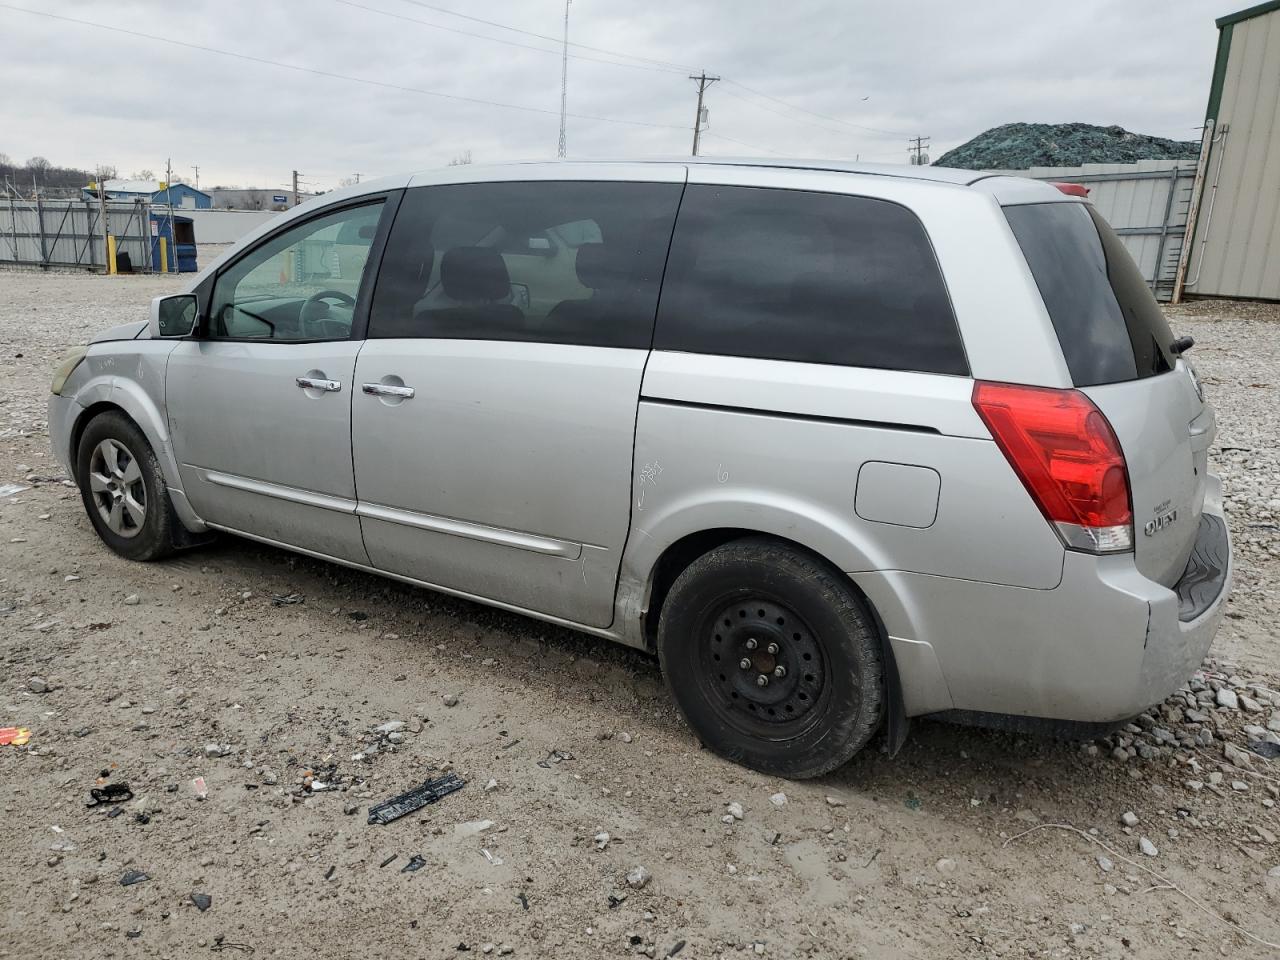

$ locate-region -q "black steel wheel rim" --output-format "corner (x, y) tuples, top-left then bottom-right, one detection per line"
(697, 596), (832, 738)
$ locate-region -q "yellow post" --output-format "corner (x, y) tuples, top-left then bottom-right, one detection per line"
(106, 235), (118, 275)
(159, 237), (169, 274)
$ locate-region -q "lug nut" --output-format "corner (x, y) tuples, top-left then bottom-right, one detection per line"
(739, 658), (752, 670)
(745, 638), (757, 650)
(756, 674), (769, 688)
(766, 642), (779, 655)
(773, 665), (786, 678)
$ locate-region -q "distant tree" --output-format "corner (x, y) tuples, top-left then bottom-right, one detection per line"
(98, 164), (118, 180)
(132, 168), (155, 180)
(448, 150), (473, 166)
(0, 153), (11, 168)
(27, 156), (51, 172)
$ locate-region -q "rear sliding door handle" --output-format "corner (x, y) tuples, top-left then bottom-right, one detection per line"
(295, 376), (342, 392)
(362, 382), (415, 399)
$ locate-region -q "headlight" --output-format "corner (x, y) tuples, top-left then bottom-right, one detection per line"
(51, 345), (88, 396)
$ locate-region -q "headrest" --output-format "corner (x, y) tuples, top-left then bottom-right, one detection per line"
(574, 243), (627, 291)
(441, 247), (510, 302)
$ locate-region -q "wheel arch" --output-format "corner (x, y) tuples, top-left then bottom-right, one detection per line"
(68, 383), (208, 534)
(638, 526), (910, 755)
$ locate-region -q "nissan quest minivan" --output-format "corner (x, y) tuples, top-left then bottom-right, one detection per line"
(49, 159), (1231, 778)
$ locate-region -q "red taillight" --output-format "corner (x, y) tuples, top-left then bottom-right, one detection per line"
(972, 381), (1133, 553)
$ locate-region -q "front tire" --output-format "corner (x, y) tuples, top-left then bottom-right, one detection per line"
(76, 412), (177, 562)
(657, 537), (883, 779)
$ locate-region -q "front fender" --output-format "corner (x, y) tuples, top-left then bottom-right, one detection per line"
(68, 342), (207, 533)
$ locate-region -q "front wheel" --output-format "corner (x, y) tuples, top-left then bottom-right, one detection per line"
(76, 411), (178, 562)
(657, 537), (883, 779)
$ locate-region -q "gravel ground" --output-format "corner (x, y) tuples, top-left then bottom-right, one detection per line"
(2, 271), (1279, 959)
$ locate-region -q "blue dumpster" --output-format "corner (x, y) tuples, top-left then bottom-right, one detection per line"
(149, 212), (198, 273)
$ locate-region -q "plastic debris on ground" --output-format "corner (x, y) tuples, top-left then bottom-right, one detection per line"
(367, 773), (466, 825)
(86, 783), (133, 807)
(120, 869), (150, 886)
(0, 483), (31, 498)
(1248, 740), (1280, 759)
(401, 854), (427, 873)
(190, 892), (212, 912)
(0, 726), (31, 746)
(271, 593), (304, 606)
(192, 776), (208, 800)
(536, 749), (574, 768)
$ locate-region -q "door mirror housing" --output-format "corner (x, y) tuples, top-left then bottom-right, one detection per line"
(151, 294), (199, 338)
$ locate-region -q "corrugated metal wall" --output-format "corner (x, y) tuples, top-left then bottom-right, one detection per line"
(0, 199), (154, 270)
(993, 160), (1198, 301)
(1187, 7), (1280, 300)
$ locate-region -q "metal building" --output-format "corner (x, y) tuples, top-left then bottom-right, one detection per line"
(1179, 1), (1280, 301)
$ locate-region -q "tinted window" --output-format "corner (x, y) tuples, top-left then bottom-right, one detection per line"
(1005, 202), (1175, 386)
(208, 202), (383, 341)
(653, 185), (966, 375)
(369, 181), (682, 348)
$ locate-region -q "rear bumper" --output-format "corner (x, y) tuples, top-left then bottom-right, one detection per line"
(857, 480), (1232, 723)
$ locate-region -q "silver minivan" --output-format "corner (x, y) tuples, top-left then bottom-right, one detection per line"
(48, 159), (1231, 778)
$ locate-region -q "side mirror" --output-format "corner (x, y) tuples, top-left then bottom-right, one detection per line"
(150, 294), (199, 338)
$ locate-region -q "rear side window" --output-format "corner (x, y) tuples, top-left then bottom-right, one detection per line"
(653, 185), (966, 375)
(369, 181), (681, 348)
(1004, 202), (1175, 386)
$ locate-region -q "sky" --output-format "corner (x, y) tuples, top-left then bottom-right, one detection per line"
(0, 0), (1228, 192)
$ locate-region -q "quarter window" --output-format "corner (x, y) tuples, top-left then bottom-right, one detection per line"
(207, 202), (384, 341)
(653, 185), (967, 375)
(368, 181), (682, 348)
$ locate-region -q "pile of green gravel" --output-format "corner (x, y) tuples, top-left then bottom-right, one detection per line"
(933, 122), (1199, 170)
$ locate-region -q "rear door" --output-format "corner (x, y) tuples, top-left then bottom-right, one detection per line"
(351, 172), (684, 626)
(1004, 200), (1207, 585)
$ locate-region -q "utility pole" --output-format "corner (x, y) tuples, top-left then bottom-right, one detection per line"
(908, 136), (930, 165)
(557, 0), (571, 158)
(689, 71), (720, 156)
(292, 170), (301, 207)
(165, 157), (176, 273)
(96, 165), (110, 274)
(353, 172), (361, 184)
(191, 164), (200, 189)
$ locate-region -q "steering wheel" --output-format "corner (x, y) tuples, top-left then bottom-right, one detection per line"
(300, 290), (356, 338)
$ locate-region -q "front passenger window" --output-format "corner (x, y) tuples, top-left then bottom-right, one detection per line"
(208, 202), (383, 341)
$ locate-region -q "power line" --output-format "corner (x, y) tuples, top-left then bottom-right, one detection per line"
(0, 3), (689, 133)
(721, 79), (909, 137)
(396, 0), (698, 73)
(335, 0), (683, 75)
(716, 86), (877, 145)
(700, 131), (788, 157)
(355, 0), (908, 149)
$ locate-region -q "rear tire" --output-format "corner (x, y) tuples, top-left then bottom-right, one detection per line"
(76, 411), (177, 562)
(657, 537), (883, 779)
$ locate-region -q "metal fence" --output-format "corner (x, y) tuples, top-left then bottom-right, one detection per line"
(996, 160), (1199, 302)
(0, 198), (155, 271)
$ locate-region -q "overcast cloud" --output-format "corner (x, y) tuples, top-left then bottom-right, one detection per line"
(1, 0), (1224, 191)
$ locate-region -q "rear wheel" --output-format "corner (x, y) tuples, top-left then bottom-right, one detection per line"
(76, 412), (177, 561)
(657, 537), (883, 779)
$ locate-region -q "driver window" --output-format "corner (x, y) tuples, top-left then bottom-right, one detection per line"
(208, 202), (383, 341)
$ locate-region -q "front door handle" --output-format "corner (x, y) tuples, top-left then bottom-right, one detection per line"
(362, 382), (415, 399)
(296, 376), (342, 392)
